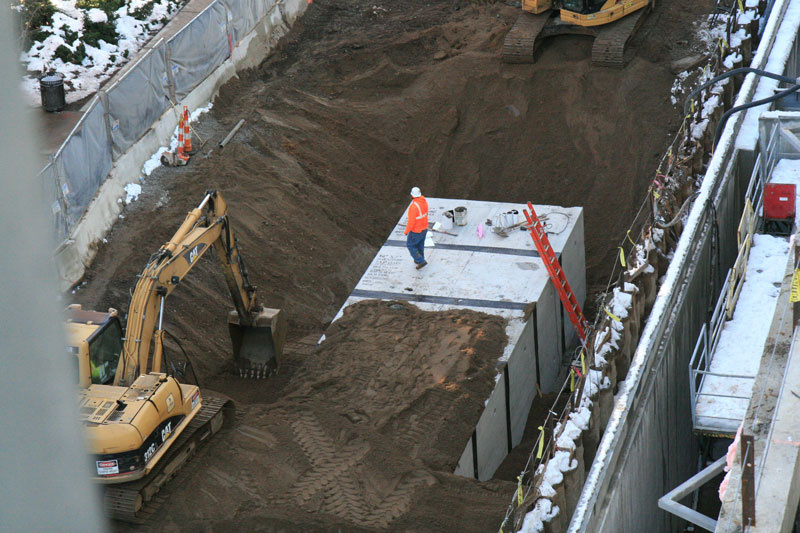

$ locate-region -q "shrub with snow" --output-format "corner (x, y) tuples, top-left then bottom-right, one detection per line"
(13, 0), (185, 105)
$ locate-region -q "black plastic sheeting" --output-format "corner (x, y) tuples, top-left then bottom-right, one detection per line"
(220, 0), (274, 45)
(54, 98), (113, 229)
(38, 162), (70, 241)
(168, 1), (231, 100)
(105, 43), (171, 158)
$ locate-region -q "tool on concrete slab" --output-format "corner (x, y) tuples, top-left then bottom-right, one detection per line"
(491, 220), (527, 237)
(490, 209), (525, 237)
(219, 119), (245, 149)
(430, 222), (457, 236)
(399, 222), (457, 237)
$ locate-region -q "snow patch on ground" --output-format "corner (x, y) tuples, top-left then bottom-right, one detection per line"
(141, 103), (213, 176)
(124, 183), (142, 203)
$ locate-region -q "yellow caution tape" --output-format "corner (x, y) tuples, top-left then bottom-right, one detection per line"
(653, 189), (661, 199)
(691, 100), (695, 114)
(626, 229), (636, 246)
(570, 367), (575, 392)
(581, 349), (586, 375)
(737, 0), (744, 13)
(536, 426), (545, 459)
(517, 475), (524, 506)
(791, 269), (800, 303)
(604, 306), (622, 322)
(618, 246), (626, 268)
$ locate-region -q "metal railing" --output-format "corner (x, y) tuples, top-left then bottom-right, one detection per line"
(688, 142), (763, 435)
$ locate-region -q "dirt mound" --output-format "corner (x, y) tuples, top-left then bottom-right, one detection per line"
(137, 301), (510, 532)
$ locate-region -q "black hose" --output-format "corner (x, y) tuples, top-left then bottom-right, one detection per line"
(713, 83), (800, 147)
(164, 329), (201, 387)
(683, 67), (795, 117)
(653, 191), (701, 229)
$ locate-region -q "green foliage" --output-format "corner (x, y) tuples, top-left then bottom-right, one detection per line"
(76, 0), (125, 17)
(54, 42), (86, 64)
(16, 0), (57, 48)
(130, 1), (154, 20)
(83, 18), (119, 47)
(20, 0), (57, 30)
(62, 27), (79, 45)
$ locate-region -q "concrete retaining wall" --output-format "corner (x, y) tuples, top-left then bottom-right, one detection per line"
(456, 211), (586, 481)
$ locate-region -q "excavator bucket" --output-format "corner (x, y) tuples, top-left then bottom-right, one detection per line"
(227, 308), (286, 378)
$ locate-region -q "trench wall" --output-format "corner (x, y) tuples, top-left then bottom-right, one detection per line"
(39, 0), (308, 290)
(495, 1), (779, 531)
(570, 1), (789, 532)
(456, 211), (586, 481)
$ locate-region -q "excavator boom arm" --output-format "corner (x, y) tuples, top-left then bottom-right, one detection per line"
(116, 190), (269, 385)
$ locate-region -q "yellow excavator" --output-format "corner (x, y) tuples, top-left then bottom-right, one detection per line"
(502, 0), (653, 67)
(65, 190), (285, 521)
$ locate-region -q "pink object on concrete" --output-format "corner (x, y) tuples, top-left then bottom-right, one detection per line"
(477, 222), (484, 238)
(719, 422), (743, 501)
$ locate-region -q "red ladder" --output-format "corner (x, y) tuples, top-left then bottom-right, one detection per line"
(523, 201), (588, 346)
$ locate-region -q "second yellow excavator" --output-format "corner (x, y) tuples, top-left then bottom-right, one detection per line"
(65, 190), (285, 521)
(502, 0), (653, 67)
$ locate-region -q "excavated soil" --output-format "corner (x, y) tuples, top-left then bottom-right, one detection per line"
(142, 301), (510, 531)
(71, 0), (716, 529)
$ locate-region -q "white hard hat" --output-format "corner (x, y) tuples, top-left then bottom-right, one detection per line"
(410, 186), (422, 197)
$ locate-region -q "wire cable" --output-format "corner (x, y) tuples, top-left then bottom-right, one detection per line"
(164, 328), (201, 387)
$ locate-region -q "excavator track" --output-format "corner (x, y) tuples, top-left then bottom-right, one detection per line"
(591, 6), (649, 68)
(502, 12), (550, 64)
(103, 393), (234, 523)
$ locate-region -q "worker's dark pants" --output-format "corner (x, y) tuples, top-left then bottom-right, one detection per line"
(406, 230), (427, 264)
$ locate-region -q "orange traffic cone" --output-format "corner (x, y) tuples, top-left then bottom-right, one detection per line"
(176, 114), (189, 163)
(183, 106), (192, 154)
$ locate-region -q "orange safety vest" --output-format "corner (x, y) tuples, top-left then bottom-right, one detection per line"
(404, 196), (428, 234)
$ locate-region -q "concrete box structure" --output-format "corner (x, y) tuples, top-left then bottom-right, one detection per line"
(329, 198), (586, 481)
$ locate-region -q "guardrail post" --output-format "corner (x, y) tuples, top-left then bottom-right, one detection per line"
(794, 242), (800, 327)
(741, 433), (756, 527)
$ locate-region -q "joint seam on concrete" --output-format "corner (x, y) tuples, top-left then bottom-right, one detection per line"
(349, 289), (529, 311)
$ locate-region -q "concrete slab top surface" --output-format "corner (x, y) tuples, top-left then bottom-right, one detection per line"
(330, 198), (584, 363)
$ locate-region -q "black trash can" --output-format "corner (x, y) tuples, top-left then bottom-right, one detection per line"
(40, 74), (66, 112)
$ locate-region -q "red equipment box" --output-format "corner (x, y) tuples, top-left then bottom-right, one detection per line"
(764, 183), (796, 221)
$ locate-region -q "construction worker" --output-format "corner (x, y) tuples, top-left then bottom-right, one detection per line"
(404, 186), (428, 269)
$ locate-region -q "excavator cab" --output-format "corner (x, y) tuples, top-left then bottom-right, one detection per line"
(66, 306), (124, 388)
(561, 0), (610, 14)
(228, 307), (286, 378)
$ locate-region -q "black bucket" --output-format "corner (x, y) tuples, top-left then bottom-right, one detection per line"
(40, 74), (65, 112)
